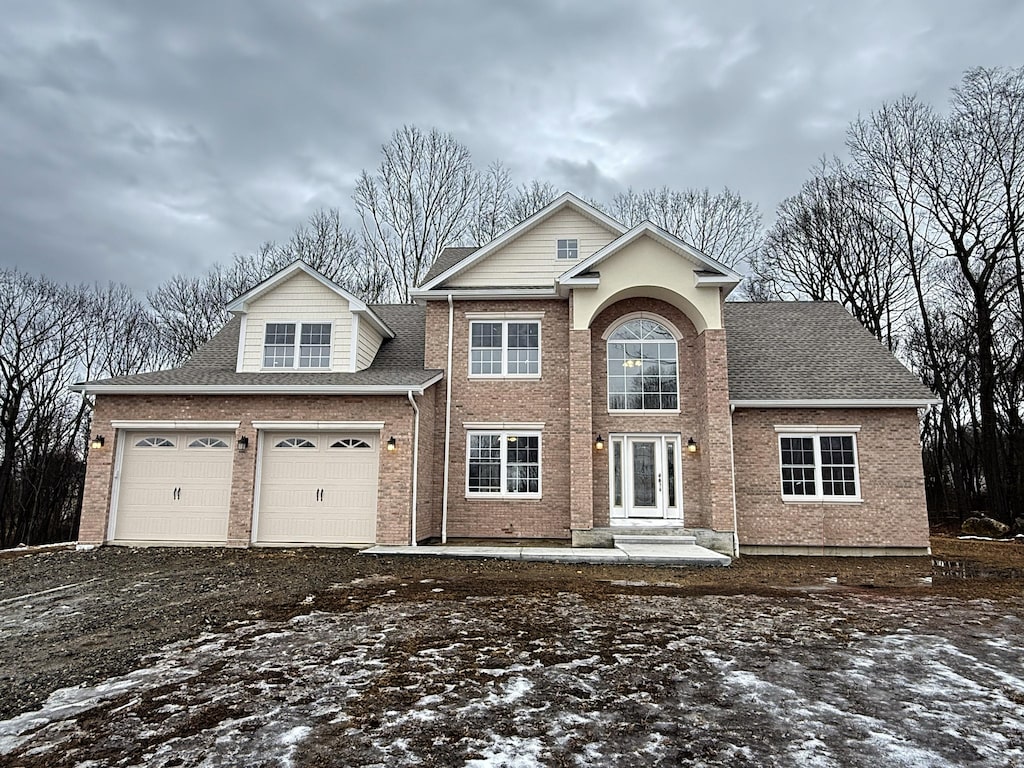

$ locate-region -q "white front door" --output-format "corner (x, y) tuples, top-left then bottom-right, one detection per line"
(610, 435), (682, 522)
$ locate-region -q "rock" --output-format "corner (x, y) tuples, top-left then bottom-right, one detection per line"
(961, 515), (1011, 538)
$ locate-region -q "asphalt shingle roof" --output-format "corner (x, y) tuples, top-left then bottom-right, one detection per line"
(723, 301), (934, 402)
(83, 305), (441, 389)
(420, 246), (478, 285)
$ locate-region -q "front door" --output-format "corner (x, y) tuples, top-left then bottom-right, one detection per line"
(611, 434), (682, 521)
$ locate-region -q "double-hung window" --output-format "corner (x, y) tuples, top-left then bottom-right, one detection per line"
(263, 322), (332, 369)
(778, 429), (861, 501)
(466, 430), (541, 498)
(469, 320), (540, 377)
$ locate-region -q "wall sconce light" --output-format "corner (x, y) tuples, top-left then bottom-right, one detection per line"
(387, 436), (397, 452)
(687, 437), (698, 454)
(236, 436), (249, 452)
(90, 435), (105, 449)
(594, 434), (605, 451)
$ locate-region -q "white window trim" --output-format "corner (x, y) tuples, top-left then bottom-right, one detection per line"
(261, 319), (335, 371)
(468, 319), (542, 380)
(464, 428), (542, 499)
(556, 238), (579, 260)
(777, 431), (863, 503)
(605, 314), (680, 413)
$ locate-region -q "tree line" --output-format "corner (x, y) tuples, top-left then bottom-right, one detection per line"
(748, 66), (1024, 525)
(3, 65), (1020, 547)
(0, 132), (760, 547)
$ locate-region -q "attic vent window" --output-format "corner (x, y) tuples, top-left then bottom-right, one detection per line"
(556, 238), (578, 259)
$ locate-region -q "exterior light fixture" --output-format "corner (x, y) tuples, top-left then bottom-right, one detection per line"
(507, 435), (518, 443)
(90, 435), (105, 449)
(595, 434), (605, 451)
(236, 436), (249, 452)
(687, 437), (698, 454)
(387, 436), (397, 452)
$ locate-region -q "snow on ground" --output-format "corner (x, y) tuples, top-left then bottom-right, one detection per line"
(2, 592), (1023, 767)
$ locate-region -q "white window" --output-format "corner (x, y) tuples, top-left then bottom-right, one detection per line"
(778, 433), (861, 501)
(136, 436), (175, 448)
(469, 320), (540, 377)
(188, 437), (228, 449)
(275, 437), (316, 448)
(263, 323), (332, 369)
(606, 317), (678, 411)
(556, 238), (578, 259)
(466, 431), (541, 498)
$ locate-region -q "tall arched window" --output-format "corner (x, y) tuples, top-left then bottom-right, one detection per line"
(607, 317), (679, 411)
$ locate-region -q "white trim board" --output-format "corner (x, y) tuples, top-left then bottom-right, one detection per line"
(252, 421), (386, 431)
(773, 425), (862, 433)
(111, 420), (241, 430)
(73, 375), (444, 396)
(462, 421), (545, 430)
(731, 398), (939, 409)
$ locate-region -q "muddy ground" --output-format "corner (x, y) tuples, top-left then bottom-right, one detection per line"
(0, 537), (1022, 767)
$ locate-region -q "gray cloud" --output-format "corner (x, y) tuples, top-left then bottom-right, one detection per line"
(0, 0), (1021, 290)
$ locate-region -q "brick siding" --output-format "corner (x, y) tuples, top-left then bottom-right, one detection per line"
(731, 407), (930, 549)
(80, 393), (430, 547)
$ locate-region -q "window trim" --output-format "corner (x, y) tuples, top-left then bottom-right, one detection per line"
(464, 429), (542, 499)
(605, 314), (680, 413)
(467, 319), (542, 379)
(260, 320), (335, 371)
(776, 430), (862, 503)
(556, 238), (579, 260)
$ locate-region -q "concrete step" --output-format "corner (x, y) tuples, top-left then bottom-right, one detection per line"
(613, 534), (697, 546)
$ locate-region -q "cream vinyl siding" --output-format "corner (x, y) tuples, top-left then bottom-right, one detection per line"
(446, 208), (618, 288)
(571, 235), (725, 332)
(239, 272), (352, 372)
(356, 322), (384, 370)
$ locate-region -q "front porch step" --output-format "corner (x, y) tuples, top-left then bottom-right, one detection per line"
(613, 534), (697, 546)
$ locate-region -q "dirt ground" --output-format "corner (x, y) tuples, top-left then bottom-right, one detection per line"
(0, 537), (1022, 767)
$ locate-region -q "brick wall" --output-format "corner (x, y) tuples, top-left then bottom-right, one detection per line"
(732, 407), (930, 549)
(589, 297), (712, 530)
(425, 299), (572, 539)
(80, 392), (426, 547)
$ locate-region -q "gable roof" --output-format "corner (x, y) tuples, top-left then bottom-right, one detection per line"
(422, 247), (479, 285)
(225, 261), (394, 338)
(558, 221), (742, 288)
(723, 301), (937, 405)
(73, 304), (440, 394)
(418, 192), (627, 290)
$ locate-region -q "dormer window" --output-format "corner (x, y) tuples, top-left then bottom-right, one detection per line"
(556, 238), (578, 259)
(263, 322), (332, 369)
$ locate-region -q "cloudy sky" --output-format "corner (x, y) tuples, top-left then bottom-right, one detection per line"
(1, 0), (1021, 291)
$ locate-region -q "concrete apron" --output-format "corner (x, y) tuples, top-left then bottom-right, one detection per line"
(361, 541), (731, 566)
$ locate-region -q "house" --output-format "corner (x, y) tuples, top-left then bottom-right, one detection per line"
(74, 193), (937, 557)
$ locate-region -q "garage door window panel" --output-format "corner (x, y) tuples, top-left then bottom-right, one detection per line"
(275, 437), (316, 449)
(136, 436), (175, 448)
(188, 437), (229, 449)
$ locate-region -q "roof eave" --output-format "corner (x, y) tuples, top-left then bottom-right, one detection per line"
(70, 372), (444, 397)
(730, 398), (940, 409)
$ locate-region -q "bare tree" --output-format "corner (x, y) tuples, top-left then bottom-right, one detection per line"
(507, 180), (561, 223)
(608, 186), (761, 268)
(747, 159), (912, 349)
(354, 126), (476, 301)
(469, 161), (514, 245)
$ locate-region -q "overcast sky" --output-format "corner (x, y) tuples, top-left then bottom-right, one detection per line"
(1, 1), (1021, 291)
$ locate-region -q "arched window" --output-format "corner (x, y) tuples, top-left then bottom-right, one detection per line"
(606, 317), (678, 411)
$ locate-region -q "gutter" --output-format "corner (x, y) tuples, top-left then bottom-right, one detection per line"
(441, 293), (454, 544)
(729, 398), (940, 409)
(407, 390), (420, 547)
(68, 374), (444, 396)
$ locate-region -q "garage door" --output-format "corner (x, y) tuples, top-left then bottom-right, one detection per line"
(255, 433), (380, 545)
(114, 432), (233, 543)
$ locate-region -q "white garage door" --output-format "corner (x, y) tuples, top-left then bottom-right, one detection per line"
(255, 433), (380, 545)
(114, 432), (233, 543)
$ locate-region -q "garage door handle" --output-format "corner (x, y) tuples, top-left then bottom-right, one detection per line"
(316, 488), (322, 502)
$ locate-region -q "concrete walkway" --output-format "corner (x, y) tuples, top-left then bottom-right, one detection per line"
(362, 542), (731, 566)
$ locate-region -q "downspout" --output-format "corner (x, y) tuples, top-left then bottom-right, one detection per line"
(728, 402), (740, 558)
(407, 390), (420, 546)
(441, 293), (454, 544)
